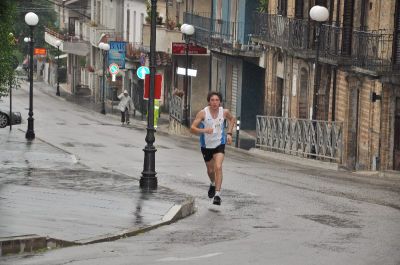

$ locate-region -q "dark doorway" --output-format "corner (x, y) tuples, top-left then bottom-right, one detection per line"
(394, 97), (400, 170)
(299, 69), (309, 119)
(276, 77), (284, 117)
(241, 61), (265, 130)
(68, 17), (78, 36)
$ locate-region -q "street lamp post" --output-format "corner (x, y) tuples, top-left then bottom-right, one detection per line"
(180, 23), (195, 127)
(309, 5), (329, 121)
(55, 40), (62, 96)
(99, 42), (110, 115)
(140, 0), (158, 190)
(24, 12), (39, 141)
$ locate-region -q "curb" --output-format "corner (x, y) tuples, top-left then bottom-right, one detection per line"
(248, 148), (340, 171)
(0, 235), (46, 256)
(0, 197), (195, 256)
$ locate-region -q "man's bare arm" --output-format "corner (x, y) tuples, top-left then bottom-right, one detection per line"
(224, 109), (236, 134)
(190, 110), (212, 135)
(224, 109), (236, 145)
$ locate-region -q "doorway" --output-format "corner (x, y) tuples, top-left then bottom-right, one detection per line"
(299, 68), (309, 119)
(394, 97), (400, 170)
(276, 77), (284, 117)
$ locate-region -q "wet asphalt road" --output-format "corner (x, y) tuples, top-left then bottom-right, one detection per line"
(1, 81), (400, 265)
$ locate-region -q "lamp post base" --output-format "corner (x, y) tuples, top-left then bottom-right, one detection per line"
(140, 144), (157, 190)
(26, 117), (35, 140)
(25, 130), (35, 140)
(139, 175), (158, 190)
(25, 131), (35, 140)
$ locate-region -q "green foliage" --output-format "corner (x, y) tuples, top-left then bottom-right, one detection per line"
(0, 0), (57, 98)
(257, 0), (269, 13)
(0, 0), (17, 97)
(14, 0), (57, 51)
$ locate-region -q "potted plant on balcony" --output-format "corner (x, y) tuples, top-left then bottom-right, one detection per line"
(145, 0), (162, 25)
(166, 18), (176, 30)
(87, 65), (95, 72)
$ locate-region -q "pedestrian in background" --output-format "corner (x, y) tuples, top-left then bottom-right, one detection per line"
(118, 90), (135, 125)
(190, 91), (236, 206)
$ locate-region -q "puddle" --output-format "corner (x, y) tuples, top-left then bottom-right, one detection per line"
(299, 214), (361, 228)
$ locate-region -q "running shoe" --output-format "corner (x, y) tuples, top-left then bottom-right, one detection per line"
(213, 195), (221, 205)
(208, 185), (216, 198)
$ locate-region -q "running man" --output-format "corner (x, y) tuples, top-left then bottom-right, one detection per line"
(190, 91), (236, 205)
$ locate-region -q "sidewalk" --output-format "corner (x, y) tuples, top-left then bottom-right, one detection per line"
(0, 128), (194, 256)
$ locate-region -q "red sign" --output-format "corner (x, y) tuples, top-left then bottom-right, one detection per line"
(172, 42), (207, 55)
(34, 48), (47, 56)
(144, 74), (162, 100)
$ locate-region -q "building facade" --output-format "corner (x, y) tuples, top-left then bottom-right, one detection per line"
(253, 0), (400, 171)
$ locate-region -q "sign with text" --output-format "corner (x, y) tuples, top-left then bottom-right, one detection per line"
(177, 67), (197, 77)
(34, 48), (47, 56)
(144, 74), (162, 100)
(172, 42), (207, 55)
(108, 41), (126, 69)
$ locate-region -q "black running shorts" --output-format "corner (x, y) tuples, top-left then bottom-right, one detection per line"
(201, 144), (225, 162)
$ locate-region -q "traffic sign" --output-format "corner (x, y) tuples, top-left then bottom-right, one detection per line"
(109, 63), (120, 75)
(137, 66), (150, 79)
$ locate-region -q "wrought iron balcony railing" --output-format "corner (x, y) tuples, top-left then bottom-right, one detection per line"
(256, 116), (343, 162)
(252, 13), (396, 74)
(184, 12), (249, 52)
(351, 29), (394, 73)
(253, 13), (311, 52)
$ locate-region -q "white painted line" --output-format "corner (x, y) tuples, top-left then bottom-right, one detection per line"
(161, 205), (181, 222)
(156, 252), (223, 262)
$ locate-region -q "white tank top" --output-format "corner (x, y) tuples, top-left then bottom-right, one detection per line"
(199, 106), (226, 148)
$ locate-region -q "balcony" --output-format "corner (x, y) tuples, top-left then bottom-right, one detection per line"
(252, 13), (396, 75)
(75, 20), (92, 42)
(351, 29), (394, 73)
(44, 27), (89, 56)
(184, 13), (261, 57)
(142, 24), (182, 53)
(89, 27), (123, 47)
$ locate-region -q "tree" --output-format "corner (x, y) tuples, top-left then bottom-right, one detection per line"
(258, 0), (269, 13)
(14, 0), (57, 53)
(0, 0), (17, 98)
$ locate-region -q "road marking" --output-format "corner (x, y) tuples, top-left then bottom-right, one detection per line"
(156, 252), (223, 262)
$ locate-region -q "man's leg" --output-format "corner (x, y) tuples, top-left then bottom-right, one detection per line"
(121, 111), (125, 124)
(213, 153), (224, 192)
(205, 159), (216, 198)
(205, 160), (215, 183)
(125, 108), (130, 124)
(212, 153), (224, 205)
